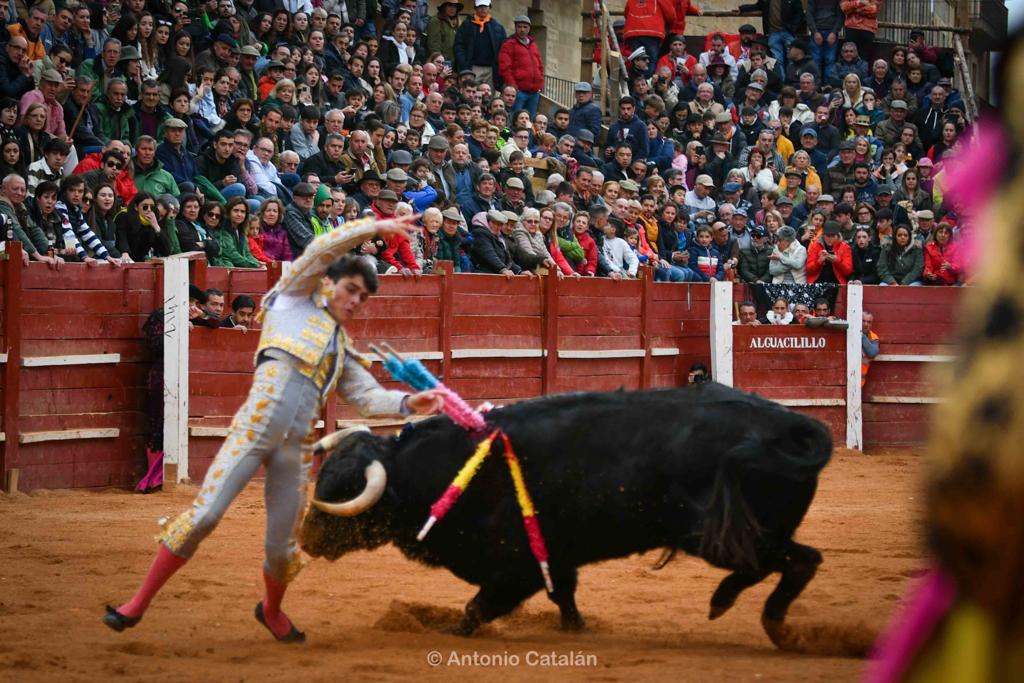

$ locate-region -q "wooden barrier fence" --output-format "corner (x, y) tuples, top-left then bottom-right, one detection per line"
(0, 249), (961, 491)
(178, 264), (711, 481)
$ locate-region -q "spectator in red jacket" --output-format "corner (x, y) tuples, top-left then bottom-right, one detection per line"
(656, 34), (699, 85)
(624, 0), (677, 77)
(572, 210), (599, 276)
(498, 16), (544, 119)
(922, 223), (962, 286)
(668, 0), (702, 38)
(806, 220), (853, 284)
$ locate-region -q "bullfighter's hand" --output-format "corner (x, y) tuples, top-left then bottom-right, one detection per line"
(375, 214), (422, 239)
(406, 389), (446, 415)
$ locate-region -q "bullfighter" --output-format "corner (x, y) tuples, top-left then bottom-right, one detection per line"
(103, 216), (444, 642)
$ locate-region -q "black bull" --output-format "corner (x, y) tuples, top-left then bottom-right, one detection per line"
(300, 382), (832, 645)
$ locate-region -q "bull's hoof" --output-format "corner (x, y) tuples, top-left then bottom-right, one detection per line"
(444, 618), (479, 637)
(560, 612), (586, 632)
(708, 604), (730, 620)
(761, 615), (794, 650)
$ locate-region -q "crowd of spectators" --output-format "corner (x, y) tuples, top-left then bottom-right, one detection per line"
(0, 0), (969, 316)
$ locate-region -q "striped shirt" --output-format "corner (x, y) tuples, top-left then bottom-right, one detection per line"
(26, 158), (63, 196)
(56, 201), (110, 261)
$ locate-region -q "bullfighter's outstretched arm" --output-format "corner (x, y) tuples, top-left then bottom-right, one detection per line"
(337, 353), (410, 417)
(267, 216), (380, 299)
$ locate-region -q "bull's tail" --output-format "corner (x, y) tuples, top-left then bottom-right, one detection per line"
(698, 449), (765, 572)
(698, 423), (832, 573)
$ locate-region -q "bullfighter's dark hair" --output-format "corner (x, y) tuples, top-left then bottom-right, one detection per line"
(326, 254), (379, 293)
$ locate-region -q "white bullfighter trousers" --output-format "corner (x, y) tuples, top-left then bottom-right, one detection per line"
(156, 359), (321, 583)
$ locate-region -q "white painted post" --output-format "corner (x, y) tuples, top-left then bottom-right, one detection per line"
(845, 284), (864, 450)
(163, 256), (191, 483)
(709, 281), (734, 386)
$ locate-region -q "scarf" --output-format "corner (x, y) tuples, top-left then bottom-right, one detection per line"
(471, 14), (491, 32)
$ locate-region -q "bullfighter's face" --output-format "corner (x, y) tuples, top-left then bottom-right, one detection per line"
(321, 274), (370, 324)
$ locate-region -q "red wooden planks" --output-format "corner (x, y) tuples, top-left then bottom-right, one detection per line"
(452, 315), (543, 337)
(448, 358), (542, 379)
(21, 313), (147, 340)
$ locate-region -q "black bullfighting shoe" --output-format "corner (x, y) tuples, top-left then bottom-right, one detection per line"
(103, 605), (141, 632)
(255, 601), (306, 643)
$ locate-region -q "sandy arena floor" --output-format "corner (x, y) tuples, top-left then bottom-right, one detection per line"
(0, 448), (926, 682)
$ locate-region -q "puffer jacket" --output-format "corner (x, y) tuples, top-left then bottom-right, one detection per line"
(923, 239), (962, 286)
(840, 0), (879, 33)
(498, 36), (544, 93)
(877, 242), (924, 285)
(623, 0), (677, 40)
(668, 0), (702, 35)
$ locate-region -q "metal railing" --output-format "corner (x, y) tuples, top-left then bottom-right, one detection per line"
(542, 75), (579, 110)
(877, 0), (958, 46)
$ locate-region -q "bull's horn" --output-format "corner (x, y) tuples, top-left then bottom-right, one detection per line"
(312, 425), (370, 454)
(311, 461), (387, 516)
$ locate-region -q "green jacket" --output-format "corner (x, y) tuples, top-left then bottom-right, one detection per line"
(425, 15), (458, 62)
(0, 197), (47, 255)
(877, 243), (924, 285)
(133, 160), (180, 198)
(161, 217), (181, 255)
(739, 244), (773, 283)
(436, 232), (464, 271)
(76, 56), (115, 99)
(558, 232), (585, 264)
(210, 226), (261, 268)
(93, 99), (138, 145)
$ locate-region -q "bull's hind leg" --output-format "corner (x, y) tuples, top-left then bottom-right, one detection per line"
(708, 569), (769, 620)
(761, 541), (822, 647)
(448, 577), (542, 637)
(546, 568), (584, 631)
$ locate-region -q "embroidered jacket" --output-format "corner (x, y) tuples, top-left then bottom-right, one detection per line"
(256, 217), (407, 413)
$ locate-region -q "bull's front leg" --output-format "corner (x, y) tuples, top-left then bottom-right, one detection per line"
(448, 577), (543, 636)
(708, 569), (769, 620)
(546, 567), (584, 631)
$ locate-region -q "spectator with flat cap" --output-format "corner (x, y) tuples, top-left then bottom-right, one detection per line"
(471, 208), (524, 277)
(876, 99), (916, 147)
(156, 117), (196, 188)
(423, 135), (455, 203)
(570, 129), (599, 169)
(565, 82), (599, 146)
(196, 33), (238, 75)
(236, 45), (261, 101)
(498, 15), (543, 118)
(283, 181), (317, 257)
(19, 67), (67, 140)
